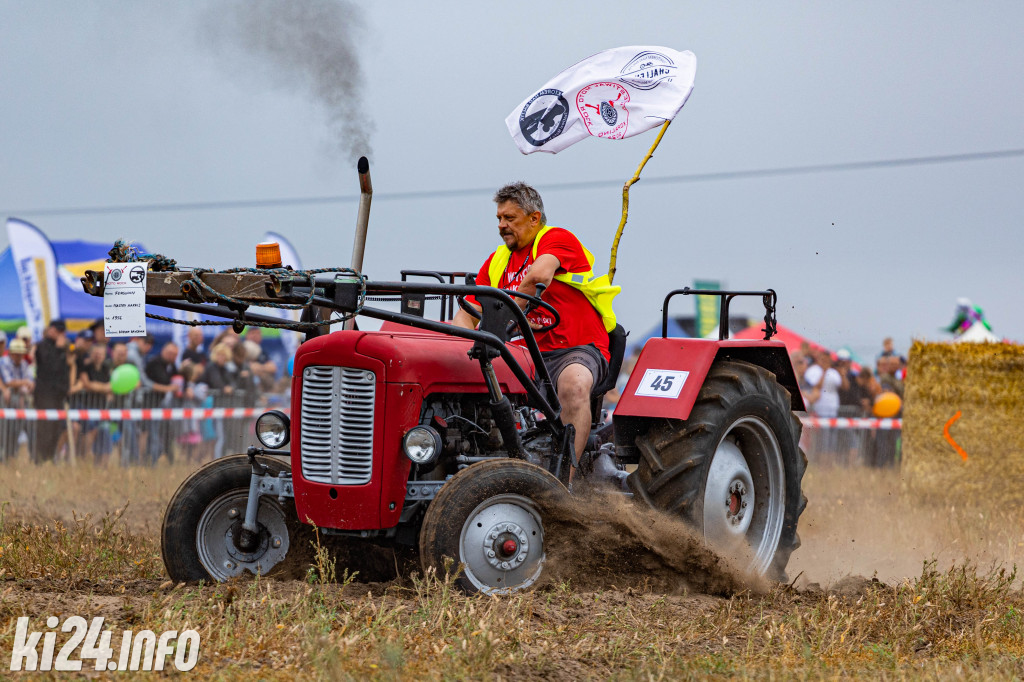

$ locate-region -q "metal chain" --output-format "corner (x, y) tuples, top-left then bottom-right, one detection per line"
(108, 239), (178, 272)
(145, 312), (339, 329)
(106, 240), (367, 330)
(761, 290), (778, 341)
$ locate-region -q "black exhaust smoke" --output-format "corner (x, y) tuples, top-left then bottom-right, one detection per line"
(200, 0), (373, 162)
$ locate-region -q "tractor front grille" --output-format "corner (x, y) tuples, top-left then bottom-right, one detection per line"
(299, 365), (376, 485)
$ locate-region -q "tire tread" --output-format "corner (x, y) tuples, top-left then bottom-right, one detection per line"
(627, 360), (807, 581)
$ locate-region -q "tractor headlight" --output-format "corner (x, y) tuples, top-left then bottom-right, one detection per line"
(403, 426), (441, 465)
(255, 410), (291, 449)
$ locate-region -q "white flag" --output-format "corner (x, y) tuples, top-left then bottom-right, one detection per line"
(506, 46), (697, 155)
(6, 218), (61, 342)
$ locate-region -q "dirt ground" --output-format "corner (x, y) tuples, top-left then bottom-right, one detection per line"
(0, 453), (1022, 679)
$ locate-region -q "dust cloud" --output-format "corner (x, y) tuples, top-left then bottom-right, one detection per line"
(788, 463), (1024, 588)
(541, 491), (766, 597)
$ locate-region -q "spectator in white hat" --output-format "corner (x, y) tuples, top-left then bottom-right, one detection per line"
(835, 348), (864, 413)
(0, 337), (34, 459)
(14, 326), (34, 365)
(0, 338), (35, 400)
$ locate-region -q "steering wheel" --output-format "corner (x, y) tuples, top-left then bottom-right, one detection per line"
(456, 290), (560, 334)
(457, 294), (482, 320)
(505, 289), (560, 334)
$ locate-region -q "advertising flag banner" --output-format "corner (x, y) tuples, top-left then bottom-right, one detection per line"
(693, 279), (722, 339)
(5, 218), (61, 342)
(507, 46), (697, 155)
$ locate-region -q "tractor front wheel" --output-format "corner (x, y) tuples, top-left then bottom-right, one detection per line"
(628, 360), (807, 581)
(162, 455), (310, 583)
(418, 459), (566, 594)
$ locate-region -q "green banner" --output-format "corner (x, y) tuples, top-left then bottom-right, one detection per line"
(693, 279), (721, 338)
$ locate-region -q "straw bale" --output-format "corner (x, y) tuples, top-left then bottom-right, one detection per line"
(903, 340), (1024, 504)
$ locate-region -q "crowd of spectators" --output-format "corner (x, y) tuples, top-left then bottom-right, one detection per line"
(0, 319), (289, 466)
(793, 336), (907, 419)
(2, 318), (910, 468)
(794, 336), (907, 466)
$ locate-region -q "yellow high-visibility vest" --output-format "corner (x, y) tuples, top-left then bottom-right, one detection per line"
(486, 224), (619, 332)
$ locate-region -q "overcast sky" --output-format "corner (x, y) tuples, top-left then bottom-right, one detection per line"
(2, 1), (1022, 360)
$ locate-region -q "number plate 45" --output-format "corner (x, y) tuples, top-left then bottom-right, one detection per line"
(634, 369), (688, 399)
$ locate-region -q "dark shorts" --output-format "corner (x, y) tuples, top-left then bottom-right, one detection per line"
(540, 344), (608, 394)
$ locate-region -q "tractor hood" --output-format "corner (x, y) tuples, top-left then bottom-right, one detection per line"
(296, 325), (536, 395)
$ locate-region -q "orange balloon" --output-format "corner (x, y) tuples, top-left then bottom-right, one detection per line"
(873, 391), (902, 418)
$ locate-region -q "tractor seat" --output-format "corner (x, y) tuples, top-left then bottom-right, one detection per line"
(589, 323), (628, 434)
(593, 324), (628, 397)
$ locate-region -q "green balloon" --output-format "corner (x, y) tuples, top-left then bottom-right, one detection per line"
(110, 363), (141, 395)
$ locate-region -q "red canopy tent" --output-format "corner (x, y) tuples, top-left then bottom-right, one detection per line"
(731, 322), (827, 356)
(732, 323), (862, 372)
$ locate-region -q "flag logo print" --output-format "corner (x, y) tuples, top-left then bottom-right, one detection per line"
(618, 51), (677, 90)
(506, 46), (696, 154)
(577, 82), (630, 139)
(600, 101), (618, 126)
(518, 88), (570, 147)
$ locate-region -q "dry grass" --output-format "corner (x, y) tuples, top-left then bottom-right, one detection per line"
(0, 458), (1022, 679)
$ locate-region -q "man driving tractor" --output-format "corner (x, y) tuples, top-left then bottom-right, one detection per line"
(453, 182), (619, 464)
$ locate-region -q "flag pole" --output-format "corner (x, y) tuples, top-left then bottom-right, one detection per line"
(608, 120), (671, 285)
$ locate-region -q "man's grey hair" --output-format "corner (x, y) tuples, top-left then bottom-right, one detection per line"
(493, 182), (546, 225)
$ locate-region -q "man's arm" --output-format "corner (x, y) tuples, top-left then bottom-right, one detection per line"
(84, 374), (112, 394)
(71, 363), (88, 393)
(516, 253), (560, 308)
(145, 361), (175, 393)
(67, 352), (78, 393)
(251, 358), (277, 380)
(3, 363), (33, 393)
(450, 252), (557, 329)
(452, 305), (480, 330)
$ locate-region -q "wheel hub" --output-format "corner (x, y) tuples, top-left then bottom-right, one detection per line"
(705, 438), (755, 541)
(701, 416), (786, 576)
(460, 495), (544, 594)
(483, 521), (531, 570)
(197, 494), (290, 581)
(225, 519), (268, 560)
(726, 481), (748, 524)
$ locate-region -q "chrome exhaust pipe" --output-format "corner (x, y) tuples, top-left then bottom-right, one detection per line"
(344, 156), (372, 330)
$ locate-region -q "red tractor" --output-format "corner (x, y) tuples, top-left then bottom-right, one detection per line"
(140, 267), (806, 594)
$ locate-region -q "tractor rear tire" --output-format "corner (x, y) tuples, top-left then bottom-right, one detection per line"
(162, 455), (313, 583)
(628, 360), (807, 581)
(419, 459), (566, 594)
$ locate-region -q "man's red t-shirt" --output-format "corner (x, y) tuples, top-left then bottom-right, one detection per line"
(470, 227), (609, 360)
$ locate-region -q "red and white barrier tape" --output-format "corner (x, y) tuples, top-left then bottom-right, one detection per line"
(0, 407), (277, 422)
(800, 416), (901, 430)
(0, 408), (898, 428)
